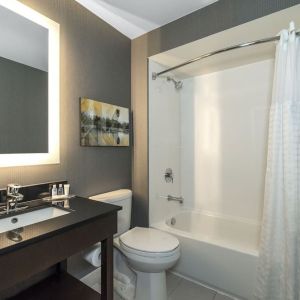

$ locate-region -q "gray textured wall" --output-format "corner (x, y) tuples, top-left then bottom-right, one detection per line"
(0, 57), (48, 154)
(131, 0), (300, 227)
(0, 0), (131, 197)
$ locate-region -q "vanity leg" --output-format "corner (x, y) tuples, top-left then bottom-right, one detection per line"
(101, 236), (113, 300)
(56, 259), (67, 273)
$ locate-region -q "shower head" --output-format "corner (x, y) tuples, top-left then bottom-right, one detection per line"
(152, 72), (183, 90)
(175, 80), (183, 90)
(166, 76), (183, 90)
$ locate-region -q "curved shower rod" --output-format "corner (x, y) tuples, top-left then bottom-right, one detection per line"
(152, 31), (300, 79)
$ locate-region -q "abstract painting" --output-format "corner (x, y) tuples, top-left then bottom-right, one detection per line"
(80, 98), (129, 146)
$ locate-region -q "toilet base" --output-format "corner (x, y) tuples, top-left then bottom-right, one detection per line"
(134, 270), (167, 300)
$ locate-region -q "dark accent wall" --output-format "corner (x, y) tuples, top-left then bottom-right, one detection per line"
(0, 57), (48, 154)
(131, 0), (300, 226)
(0, 0), (131, 197)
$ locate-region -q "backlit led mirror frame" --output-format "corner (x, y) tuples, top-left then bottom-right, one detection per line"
(0, 0), (60, 167)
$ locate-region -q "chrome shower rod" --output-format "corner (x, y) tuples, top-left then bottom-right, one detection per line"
(153, 31), (300, 78)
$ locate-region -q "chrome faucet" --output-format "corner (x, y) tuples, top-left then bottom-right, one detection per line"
(166, 195), (184, 204)
(159, 195), (184, 204)
(6, 184), (24, 214)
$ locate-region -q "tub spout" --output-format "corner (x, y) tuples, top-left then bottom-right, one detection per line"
(160, 195), (184, 204)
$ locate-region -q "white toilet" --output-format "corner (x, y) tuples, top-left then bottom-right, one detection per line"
(89, 189), (180, 300)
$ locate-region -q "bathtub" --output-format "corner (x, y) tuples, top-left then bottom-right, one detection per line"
(152, 210), (261, 300)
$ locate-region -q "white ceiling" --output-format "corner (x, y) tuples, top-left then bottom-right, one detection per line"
(75, 0), (218, 39)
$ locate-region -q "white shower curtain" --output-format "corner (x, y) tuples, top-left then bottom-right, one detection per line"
(255, 22), (300, 300)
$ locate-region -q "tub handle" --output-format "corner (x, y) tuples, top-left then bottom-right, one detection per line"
(160, 195), (184, 204)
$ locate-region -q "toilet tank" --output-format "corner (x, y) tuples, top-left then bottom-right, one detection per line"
(89, 189), (132, 236)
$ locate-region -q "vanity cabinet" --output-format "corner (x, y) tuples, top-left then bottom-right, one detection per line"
(0, 197), (120, 300)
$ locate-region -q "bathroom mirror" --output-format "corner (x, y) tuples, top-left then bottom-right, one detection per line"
(0, 1), (59, 167)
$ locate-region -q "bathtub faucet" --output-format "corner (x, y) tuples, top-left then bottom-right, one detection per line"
(160, 195), (184, 204)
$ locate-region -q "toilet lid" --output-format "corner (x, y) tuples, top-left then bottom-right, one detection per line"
(119, 227), (179, 253)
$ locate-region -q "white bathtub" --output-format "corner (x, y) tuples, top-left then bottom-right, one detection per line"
(152, 210), (261, 300)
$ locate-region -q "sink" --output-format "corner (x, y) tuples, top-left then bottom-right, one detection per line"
(0, 207), (70, 234)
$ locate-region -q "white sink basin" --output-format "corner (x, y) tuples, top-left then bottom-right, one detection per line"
(0, 207), (70, 234)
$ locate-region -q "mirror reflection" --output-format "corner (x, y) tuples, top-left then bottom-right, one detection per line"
(0, 5), (48, 154)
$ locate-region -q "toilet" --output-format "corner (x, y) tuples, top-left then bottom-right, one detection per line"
(89, 189), (180, 300)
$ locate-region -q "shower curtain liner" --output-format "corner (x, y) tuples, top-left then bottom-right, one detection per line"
(255, 22), (300, 300)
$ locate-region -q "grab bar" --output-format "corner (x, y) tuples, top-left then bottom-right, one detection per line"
(160, 195), (184, 204)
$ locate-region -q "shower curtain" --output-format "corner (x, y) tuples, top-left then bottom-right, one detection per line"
(255, 22), (300, 300)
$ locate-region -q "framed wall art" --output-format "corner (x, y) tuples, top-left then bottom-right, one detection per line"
(80, 97), (130, 147)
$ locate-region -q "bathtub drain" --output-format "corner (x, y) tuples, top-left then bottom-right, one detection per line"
(170, 217), (176, 226)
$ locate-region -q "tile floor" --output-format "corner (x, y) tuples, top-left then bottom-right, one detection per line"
(81, 268), (235, 300)
(166, 273), (234, 300)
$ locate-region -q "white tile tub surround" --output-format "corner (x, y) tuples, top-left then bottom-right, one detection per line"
(149, 59), (273, 223)
(153, 210), (259, 299)
(180, 59), (274, 222)
(149, 61), (182, 224)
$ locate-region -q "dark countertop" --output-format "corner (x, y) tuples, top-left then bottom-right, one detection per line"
(0, 197), (121, 255)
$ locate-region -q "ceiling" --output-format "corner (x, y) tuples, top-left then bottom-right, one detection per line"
(75, 0), (218, 39)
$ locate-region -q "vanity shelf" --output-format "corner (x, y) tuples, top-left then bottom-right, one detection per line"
(10, 272), (100, 300)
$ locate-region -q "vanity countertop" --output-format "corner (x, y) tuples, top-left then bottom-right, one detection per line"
(0, 197), (121, 255)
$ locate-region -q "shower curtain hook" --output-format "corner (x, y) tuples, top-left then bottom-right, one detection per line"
(289, 21), (295, 34)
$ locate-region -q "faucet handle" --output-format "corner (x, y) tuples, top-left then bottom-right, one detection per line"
(7, 184), (22, 195)
(164, 168), (174, 183)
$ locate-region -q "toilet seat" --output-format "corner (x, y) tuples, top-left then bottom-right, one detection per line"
(120, 241), (180, 258)
(119, 227), (180, 258)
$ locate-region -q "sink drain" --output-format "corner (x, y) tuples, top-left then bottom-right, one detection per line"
(11, 217), (18, 224)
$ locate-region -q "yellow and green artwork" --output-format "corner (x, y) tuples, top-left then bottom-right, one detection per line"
(80, 98), (130, 146)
